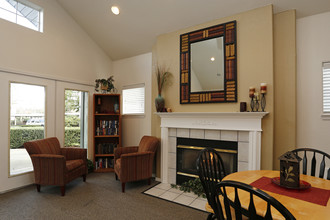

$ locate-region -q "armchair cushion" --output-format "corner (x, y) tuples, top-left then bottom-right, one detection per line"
(66, 159), (84, 172)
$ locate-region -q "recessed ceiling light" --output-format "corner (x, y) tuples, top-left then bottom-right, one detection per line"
(210, 57), (215, 61)
(111, 6), (120, 15)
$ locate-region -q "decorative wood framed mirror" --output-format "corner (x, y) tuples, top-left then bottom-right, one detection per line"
(180, 21), (237, 104)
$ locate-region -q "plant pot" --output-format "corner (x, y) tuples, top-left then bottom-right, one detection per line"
(155, 95), (165, 112)
(101, 85), (108, 94)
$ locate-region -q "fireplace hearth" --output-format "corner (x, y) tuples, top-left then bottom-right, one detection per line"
(176, 137), (238, 184)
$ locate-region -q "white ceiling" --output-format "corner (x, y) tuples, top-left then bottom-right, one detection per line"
(56, 0), (330, 61)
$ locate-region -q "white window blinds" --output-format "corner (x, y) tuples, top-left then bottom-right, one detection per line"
(323, 62), (330, 113)
(123, 84), (145, 115)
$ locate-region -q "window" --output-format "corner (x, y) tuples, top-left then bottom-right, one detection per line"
(123, 84), (145, 115)
(10, 82), (45, 175)
(0, 0), (43, 32)
(323, 62), (330, 117)
(64, 89), (88, 148)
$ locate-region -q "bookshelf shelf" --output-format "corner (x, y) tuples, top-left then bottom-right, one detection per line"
(94, 168), (114, 173)
(95, 113), (120, 116)
(93, 94), (121, 172)
(94, 135), (120, 138)
(95, 154), (114, 157)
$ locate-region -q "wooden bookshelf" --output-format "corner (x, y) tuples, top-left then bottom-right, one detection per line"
(93, 94), (121, 172)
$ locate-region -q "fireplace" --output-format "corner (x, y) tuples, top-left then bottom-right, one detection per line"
(156, 112), (268, 184)
(176, 137), (238, 184)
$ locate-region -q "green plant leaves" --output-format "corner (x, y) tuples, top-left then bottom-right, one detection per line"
(171, 178), (206, 198)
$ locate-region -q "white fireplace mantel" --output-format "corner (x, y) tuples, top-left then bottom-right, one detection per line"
(155, 112), (268, 184)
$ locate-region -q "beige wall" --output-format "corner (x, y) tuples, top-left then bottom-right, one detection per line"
(273, 10), (297, 170)
(113, 53), (152, 147)
(152, 5), (275, 177)
(296, 12), (330, 154)
(0, 0), (112, 84)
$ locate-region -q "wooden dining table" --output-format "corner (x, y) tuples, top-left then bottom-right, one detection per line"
(205, 170), (330, 220)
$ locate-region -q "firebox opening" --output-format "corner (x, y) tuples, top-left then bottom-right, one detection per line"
(176, 137), (238, 185)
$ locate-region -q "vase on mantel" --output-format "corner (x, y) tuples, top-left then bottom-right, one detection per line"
(155, 94), (165, 112)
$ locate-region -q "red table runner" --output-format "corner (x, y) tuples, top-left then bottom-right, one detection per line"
(250, 177), (330, 206)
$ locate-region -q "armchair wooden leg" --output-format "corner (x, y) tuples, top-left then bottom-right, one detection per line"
(115, 173), (118, 180)
(36, 184), (40, 192)
(148, 178), (151, 185)
(122, 183), (125, 193)
(83, 174), (86, 182)
(61, 185), (66, 196)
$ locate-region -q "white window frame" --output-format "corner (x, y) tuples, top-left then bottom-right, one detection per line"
(0, 0), (44, 32)
(122, 83), (145, 116)
(322, 62), (330, 120)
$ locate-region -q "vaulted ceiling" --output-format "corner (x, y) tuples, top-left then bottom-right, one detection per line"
(56, 0), (330, 61)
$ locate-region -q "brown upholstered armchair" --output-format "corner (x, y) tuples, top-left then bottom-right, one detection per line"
(24, 137), (87, 196)
(114, 136), (159, 192)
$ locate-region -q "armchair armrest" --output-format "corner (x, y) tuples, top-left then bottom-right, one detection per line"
(119, 151), (155, 182)
(60, 148), (87, 162)
(114, 146), (138, 161)
(30, 154), (66, 185)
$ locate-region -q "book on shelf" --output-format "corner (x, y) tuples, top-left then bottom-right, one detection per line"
(95, 119), (119, 136)
(95, 158), (115, 170)
(96, 143), (118, 154)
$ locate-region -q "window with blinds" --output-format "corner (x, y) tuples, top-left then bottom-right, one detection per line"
(323, 62), (330, 114)
(123, 84), (145, 115)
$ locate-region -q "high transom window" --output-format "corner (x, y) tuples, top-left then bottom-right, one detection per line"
(0, 0), (43, 32)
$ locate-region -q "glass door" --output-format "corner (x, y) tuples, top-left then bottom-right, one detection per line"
(55, 82), (93, 157)
(9, 83), (46, 175)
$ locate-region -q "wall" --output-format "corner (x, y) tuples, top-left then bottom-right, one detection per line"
(0, 0), (112, 193)
(113, 53), (152, 146)
(0, 0), (112, 83)
(296, 12), (330, 154)
(152, 5), (274, 176)
(273, 10), (297, 170)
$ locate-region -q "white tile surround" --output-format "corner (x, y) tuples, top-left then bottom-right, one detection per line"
(155, 112), (268, 184)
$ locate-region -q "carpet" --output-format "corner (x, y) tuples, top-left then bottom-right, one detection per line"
(0, 172), (208, 220)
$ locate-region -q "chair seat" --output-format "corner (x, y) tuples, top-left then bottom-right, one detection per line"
(66, 159), (84, 171)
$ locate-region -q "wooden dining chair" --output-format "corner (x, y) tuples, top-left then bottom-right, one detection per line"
(215, 180), (296, 220)
(292, 148), (330, 180)
(196, 148), (227, 220)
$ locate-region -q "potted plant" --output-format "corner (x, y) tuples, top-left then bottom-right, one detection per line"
(155, 65), (172, 112)
(95, 76), (116, 93)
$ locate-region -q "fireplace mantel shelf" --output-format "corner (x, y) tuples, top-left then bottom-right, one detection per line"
(155, 112), (268, 131)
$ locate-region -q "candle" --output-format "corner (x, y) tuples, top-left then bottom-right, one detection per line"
(260, 83), (267, 94)
(249, 87), (255, 98)
(254, 92), (260, 101)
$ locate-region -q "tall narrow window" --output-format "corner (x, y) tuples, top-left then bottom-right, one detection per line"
(0, 0), (43, 32)
(10, 83), (45, 175)
(122, 84), (145, 115)
(64, 90), (88, 148)
(323, 62), (330, 115)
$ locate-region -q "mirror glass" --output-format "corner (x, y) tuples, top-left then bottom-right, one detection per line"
(190, 37), (224, 92)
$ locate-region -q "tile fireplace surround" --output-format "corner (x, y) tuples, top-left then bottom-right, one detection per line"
(156, 112), (268, 184)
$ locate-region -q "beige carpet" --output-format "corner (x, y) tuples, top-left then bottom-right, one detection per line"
(0, 172), (208, 220)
